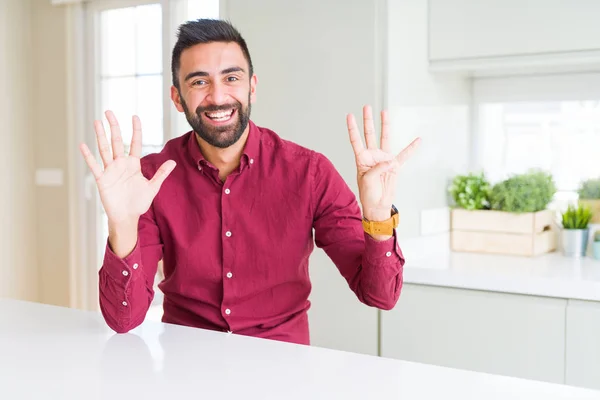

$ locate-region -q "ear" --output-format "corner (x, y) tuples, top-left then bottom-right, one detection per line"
(249, 74), (258, 104)
(171, 86), (185, 112)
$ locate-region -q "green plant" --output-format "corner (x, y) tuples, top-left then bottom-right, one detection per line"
(578, 178), (600, 199)
(490, 170), (556, 213)
(561, 204), (593, 229)
(448, 172), (491, 210)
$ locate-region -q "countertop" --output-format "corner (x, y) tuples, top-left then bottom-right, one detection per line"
(1, 298), (599, 399)
(400, 234), (600, 301)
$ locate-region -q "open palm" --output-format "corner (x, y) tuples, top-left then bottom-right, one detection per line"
(347, 105), (420, 220)
(79, 111), (176, 225)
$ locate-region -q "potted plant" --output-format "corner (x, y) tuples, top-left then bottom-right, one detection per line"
(449, 169), (558, 256)
(578, 178), (600, 223)
(592, 231), (600, 260)
(560, 204), (592, 257)
(448, 172), (491, 210)
(490, 170), (556, 213)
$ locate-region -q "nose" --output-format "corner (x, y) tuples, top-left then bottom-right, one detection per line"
(206, 81), (227, 105)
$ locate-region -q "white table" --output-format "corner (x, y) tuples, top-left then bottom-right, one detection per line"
(1, 299), (599, 399)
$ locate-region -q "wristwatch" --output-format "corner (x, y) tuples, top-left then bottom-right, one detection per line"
(362, 205), (399, 236)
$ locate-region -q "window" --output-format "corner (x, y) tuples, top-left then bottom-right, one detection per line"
(473, 73), (600, 210)
(99, 4), (164, 155)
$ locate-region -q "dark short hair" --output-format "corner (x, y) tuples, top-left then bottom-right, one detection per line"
(171, 19), (254, 90)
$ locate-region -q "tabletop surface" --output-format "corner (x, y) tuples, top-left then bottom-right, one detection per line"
(1, 298), (599, 400)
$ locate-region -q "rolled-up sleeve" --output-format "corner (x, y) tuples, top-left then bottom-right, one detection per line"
(310, 152), (404, 310)
(98, 206), (163, 333)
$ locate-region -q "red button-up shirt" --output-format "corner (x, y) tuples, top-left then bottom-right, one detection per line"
(99, 120), (405, 345)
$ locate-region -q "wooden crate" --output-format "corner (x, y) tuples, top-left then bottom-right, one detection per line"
(578, 199), (600, 224)
(450, 209), (557, 257)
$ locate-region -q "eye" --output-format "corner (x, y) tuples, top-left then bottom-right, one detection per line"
(192, 80), (207, 86)
(227, 76), (239, 82)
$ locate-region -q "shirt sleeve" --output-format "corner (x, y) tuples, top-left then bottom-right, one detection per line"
(310, 152), (405, 310)
(98, 199), (164, 333)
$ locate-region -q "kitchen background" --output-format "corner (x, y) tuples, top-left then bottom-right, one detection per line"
(2, 0), (600, 392)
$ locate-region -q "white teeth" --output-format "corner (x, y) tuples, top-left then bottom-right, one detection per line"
(206, 109), (234, 120)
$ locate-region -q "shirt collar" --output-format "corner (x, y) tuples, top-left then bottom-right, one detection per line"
(187, 120), (260, 169)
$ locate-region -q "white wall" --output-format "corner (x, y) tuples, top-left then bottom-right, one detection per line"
(0, 0), (38, 301)
(224, 0), (385, 355)
(387, 0), (472, 239)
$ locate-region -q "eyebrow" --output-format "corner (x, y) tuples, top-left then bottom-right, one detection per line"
(184, 67), (246, 82)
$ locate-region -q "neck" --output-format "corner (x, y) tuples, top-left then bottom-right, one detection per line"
(195, 127), (250, 181)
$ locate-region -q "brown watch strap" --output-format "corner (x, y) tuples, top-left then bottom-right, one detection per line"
(362, 205), (399, 236)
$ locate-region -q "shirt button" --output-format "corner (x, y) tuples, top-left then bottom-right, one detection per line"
(122, 301), (128, 306)
(122, 270), (129, 276)
(385, 251), (392, 257)
(226, 272), (233, 278)
(132, 263), (139, 270)
(224, 188), (231, 194)
(225, 308), (231, 315)
(197, 165), (202, 172)
(225, 231), (232, 237)
(249, 159), (254, 164)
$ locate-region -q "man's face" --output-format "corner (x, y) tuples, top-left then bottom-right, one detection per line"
(172, 41), (257, 148)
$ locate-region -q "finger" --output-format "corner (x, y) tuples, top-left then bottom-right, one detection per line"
(130, 115), (143, 158)
(346, 113), (364, 157)
(94, 119), (112, 168)
(105, 110), (125, 159)
(395, 137), (422, 166)
(363, 105), (377, 149)
(149, 160), (177, 195)
(363, 159), (398, 180)
(79, 143), (103, 180)
(380, 110), (391, 153)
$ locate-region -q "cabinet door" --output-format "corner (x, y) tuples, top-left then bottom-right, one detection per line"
(566, 299), (600, 390)
(429, 0), (600, 61)
(381, 284), (566, 384)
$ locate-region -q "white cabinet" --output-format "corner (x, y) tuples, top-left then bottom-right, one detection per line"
(428, 0), (600, 72)
(381, 284), (567, 384)
(566, 299), (600, 390)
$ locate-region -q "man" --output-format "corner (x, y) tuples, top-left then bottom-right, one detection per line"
(80, 19), (420, 345)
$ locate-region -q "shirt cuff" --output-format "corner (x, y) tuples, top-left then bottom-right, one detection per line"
(362, 230), (404, 266)
(101, 239), (143, 286)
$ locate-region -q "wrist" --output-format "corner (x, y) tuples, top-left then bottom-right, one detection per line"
(108, 218), (139, 259)
(108, 217), (139, 234)
(363, 210), (391, 222)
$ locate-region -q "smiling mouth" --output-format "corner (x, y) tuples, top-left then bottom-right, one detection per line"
(204, 108), (235, 123)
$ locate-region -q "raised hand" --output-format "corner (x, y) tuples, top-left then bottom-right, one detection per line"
(79, 111), (176, 252)
(347, 105), (420, 226)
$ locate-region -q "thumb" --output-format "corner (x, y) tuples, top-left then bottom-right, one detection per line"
(363, 160), (397, 179)
(149, 160), (177, 194)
